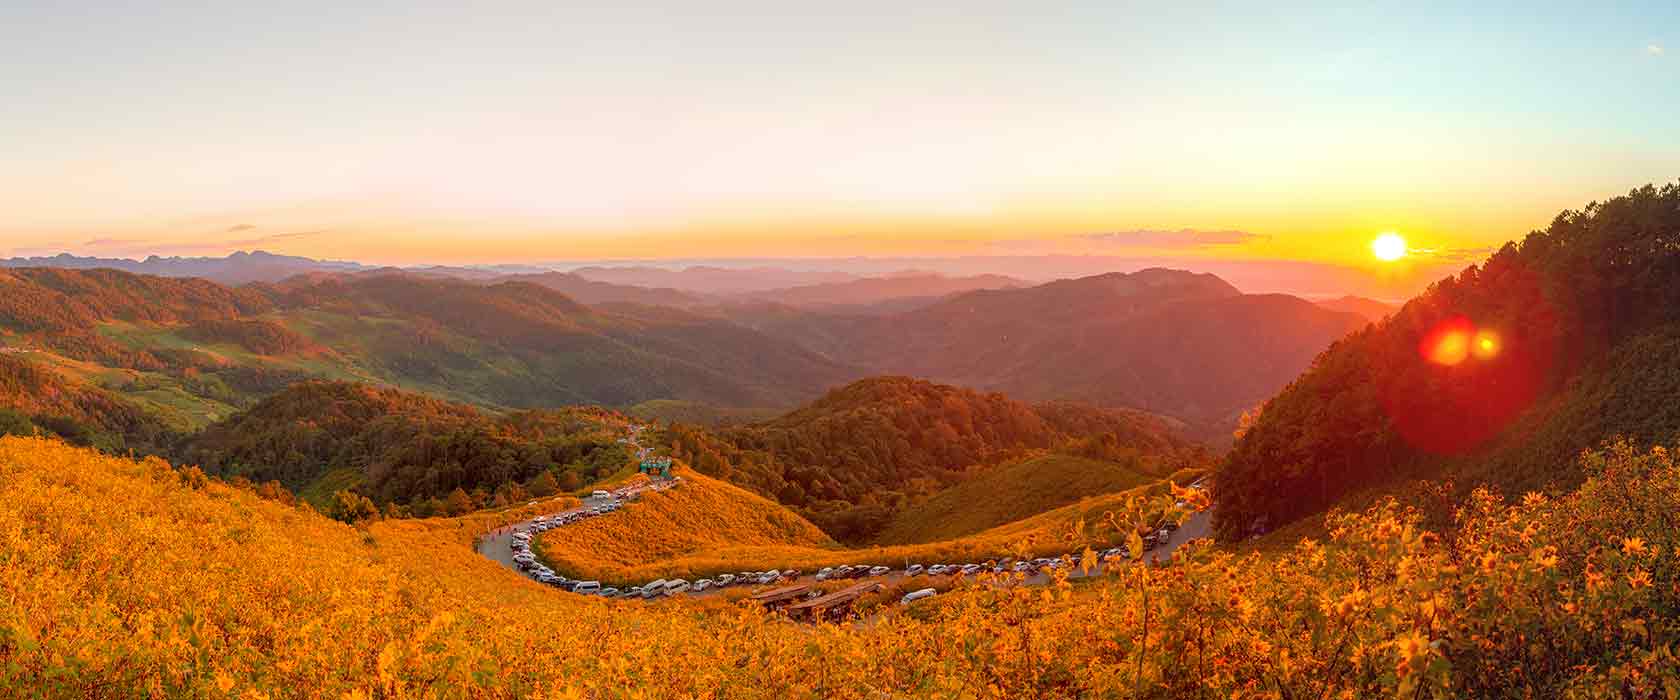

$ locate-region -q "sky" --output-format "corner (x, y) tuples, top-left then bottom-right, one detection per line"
(0, 2), (1674, 295)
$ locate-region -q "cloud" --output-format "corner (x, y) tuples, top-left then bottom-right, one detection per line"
(83, 238), (143, 248)
(225, 223), (258, 233)
(1077, 228), (1271, 249)
(225, 230), (328, 247)
(1650, 43), (1665, 56)
(1410, 245), (1496, 264)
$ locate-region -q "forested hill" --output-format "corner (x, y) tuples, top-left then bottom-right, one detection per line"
(732, 268), (1365, 433)
(180, 381), (633, 516)
(666, 376), (1207, 542)
(0, 355), (174, 453)
(257, 273), (853, 408)
(1216, 182), (1680, 541)
(0, 267), (272, 369)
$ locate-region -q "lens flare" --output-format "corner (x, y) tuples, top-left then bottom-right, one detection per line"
(1420, 317), (1473, 366)
(1472, 330), (1500, 359)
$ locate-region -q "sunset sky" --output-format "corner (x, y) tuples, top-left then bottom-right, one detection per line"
(1, 2), (1674, 293)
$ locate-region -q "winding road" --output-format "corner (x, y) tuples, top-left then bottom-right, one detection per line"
(474, 423), (1214, 598)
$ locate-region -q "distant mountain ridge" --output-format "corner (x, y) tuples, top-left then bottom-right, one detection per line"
(1314, 295), (1398, 322)
(0, 250), (368, 284)
(731, 268), (1365, 432)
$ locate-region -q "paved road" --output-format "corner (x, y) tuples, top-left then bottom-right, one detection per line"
(475, 423), (1215, 596)
(475, 484), (1212, 597)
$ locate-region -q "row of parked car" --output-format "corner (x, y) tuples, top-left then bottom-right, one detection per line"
(501, 472), (1208, 602)
(506, 478), (681, 596)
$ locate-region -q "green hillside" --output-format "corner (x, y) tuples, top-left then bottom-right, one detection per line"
(667, 376), (1205, 543)
(872, 453), (1163, 544)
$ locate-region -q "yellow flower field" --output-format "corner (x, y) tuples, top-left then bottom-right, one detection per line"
(4, 435), (1679, 698)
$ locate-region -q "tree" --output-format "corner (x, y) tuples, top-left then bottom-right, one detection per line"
(0, 408), (35, 437)
(329, 490), (378, 523)
(445, 487), (473, 516)
(527, 470), (559, 498)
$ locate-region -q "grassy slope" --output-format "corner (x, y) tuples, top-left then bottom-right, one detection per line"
(535, 469), (835, 583)
(538, 463), (1203, 585)
(872, 453), (1156, 545)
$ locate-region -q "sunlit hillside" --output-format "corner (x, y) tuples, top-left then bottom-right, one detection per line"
(10, 433), (1680, 697)
(534, 468), (835, 584)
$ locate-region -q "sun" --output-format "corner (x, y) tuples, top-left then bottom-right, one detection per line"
(1371, 233), (1408, 261)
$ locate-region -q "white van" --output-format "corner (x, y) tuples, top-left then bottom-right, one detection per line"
(900, 588), (938, 606)
(664, 579), (691, 594)
(591, 490), (611, 500)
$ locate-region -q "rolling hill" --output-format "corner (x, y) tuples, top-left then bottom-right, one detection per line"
(1315, 295), (1398, 322)
(666, 376), (1205, 542)
(1216, 182), (1680, 541)
(180, 381), (634, 513)
(488, 270), (705, 307)
(0, 267), (858, 425)
(738, 272), (1025, 309)
(871, 453), (1165, 545)
(739, 268), (1367, 431)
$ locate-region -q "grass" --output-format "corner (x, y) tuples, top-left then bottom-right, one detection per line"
(298, 467), (367, 511)
(872, 452), (1157, 545)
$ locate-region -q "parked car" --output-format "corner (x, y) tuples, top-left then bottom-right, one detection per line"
(900, 588), (938, 606)
(599, 587), (621, 598)
(815, 567), (835, 581)
(960, 564), (982, 575)
(692, 579), (713, 592)
(665, 579), (692, 595)
(591, 490), (611, 499)
(926, 565), (947, 576)
(905, 564), (925, 577)
(626, 586), (644, 598)
(868, 566), (890, 577)
(574, 581), (602, 595)
(717, 574), (736, 586)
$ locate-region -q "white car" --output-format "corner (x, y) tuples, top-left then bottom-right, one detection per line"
(574, 581), (602, 595)
(900, 588), (938, 606)
(665, 579), (692, 595)
(592, 490), (611, 499)
(692, 580), (712, 592)
(905, 564), (924, 577)
(867, 566), (890, 577)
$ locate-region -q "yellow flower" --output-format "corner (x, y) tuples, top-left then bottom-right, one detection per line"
(1623, 538), (1648, 556)
(1627, 568), (1653, 589)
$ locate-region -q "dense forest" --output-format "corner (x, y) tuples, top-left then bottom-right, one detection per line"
(667, 376), (1205, 542)
(179, 381), (634, 517)
(0, 355), (176, 453)
(1217, 182), (1680, 541)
